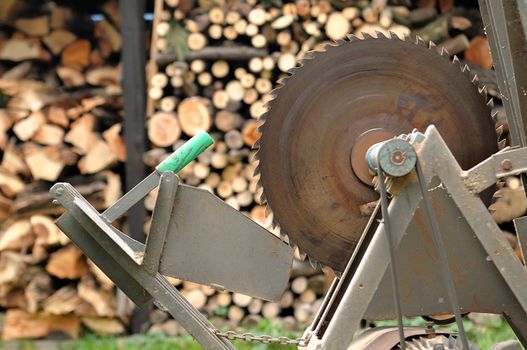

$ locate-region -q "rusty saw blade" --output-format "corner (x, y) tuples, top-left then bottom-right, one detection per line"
(254, 34), (499, 272)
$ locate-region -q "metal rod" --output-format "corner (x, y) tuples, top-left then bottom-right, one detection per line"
(377, 169), (406, 350)
(415, 162), (469, 350)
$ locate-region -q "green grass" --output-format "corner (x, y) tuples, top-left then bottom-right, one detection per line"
(69, 319), (299, 350)
(0, 317), (521, 350)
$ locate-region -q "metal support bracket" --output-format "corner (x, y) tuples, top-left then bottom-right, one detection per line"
(302, 126), (527, 350)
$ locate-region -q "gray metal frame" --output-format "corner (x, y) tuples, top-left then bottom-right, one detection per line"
(301, 126), (527, 350)
(51, 170), (293, 350)
(479, 0), (527, 148)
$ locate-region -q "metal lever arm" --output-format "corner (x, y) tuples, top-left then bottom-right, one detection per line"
(101, 131), (213, 223)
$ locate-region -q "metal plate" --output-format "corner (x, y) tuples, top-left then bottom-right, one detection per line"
(159, 185), (293, 302)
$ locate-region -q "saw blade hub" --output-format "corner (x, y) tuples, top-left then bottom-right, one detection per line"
(366, 137), (417, 177)
(351, 128), (397, 186)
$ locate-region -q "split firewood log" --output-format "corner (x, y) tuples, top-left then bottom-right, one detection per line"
(3, 309), (80, 340)
(61, 40), (91, 70)
(46, 244), (89, 279)
(0, 219), (34, 251)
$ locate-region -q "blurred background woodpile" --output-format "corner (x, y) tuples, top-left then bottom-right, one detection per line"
(0, 0), (523, 342)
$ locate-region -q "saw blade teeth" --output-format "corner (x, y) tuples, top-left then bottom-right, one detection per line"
(486, 98), (495, 108)
(296, 248), (307, 261)
(276, 75), (290, 86)
(257, 111), (269, 122)
(462, 63), (470, 72)
(322, 42), (332, 51)
(491, 109), (499, 120)
(252, 165), (261, 178)
(452, 55), (460, 64)
(471, 74), (479, 83)
(308, 256), (319, 269)
(495, 124), (504, 137)
(415, 35), (425, 46)
(478, 85), (488, 95)
(257, 190), (267, 205)
(271, 216), (280, 229)
(287, 66), (300, 75)
(374, 30), (387, 39)
(334, 38), (347, 46)
(346, 33), (359, 41)
(498, 139), (507, 149)
(252, 149), (260, 162)
(388, 31), (404, 40)
(361, 32), (374, 40)
(303, 51), (315, 60)
(428, 40), (436, 49)
(252, 138), (261, 151)
(264, 203), (273, 217)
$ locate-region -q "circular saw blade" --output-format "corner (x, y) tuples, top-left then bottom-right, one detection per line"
(255, 34), (498, 272)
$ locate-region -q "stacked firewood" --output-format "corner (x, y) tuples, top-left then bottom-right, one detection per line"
(0, 0), (127, 340)
(0, 0), (519, 341)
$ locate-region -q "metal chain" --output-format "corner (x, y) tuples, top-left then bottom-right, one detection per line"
(214, 329), (308, 347)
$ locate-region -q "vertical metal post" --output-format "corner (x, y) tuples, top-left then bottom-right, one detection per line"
(119, 0), (149, 332)
(479, 0), (527, 147)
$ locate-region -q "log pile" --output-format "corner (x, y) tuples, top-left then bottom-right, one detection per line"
(0, 0), (521, 341)
(0, 0), (126, 340)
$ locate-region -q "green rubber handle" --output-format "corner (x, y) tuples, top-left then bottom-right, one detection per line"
(156, 131), (214, 173)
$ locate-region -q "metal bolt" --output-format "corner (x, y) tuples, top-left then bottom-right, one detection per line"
(501, 159), (513, 171)
(390, 149), (407, 166)
(54, 187), (64, 196)
(425, 321), (435, 335)
(433, 344), (445, 350)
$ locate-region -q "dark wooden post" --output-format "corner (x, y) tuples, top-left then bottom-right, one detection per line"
(119, 0), (150, 332)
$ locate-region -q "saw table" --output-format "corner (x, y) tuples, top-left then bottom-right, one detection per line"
(51, 0), (527, 349)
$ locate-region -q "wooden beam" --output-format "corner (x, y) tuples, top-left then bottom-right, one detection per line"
(119, 0), (147, 243)
(119, 0), (151, 332)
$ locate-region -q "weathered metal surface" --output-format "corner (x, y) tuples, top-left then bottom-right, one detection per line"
(302, 127), (527, 350)
(158, 184), (293, 302)
(256, 35), (498, 272)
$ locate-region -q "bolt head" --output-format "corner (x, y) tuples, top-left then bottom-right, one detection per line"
(501, 159), (513, 171)
(390, 149), (407, 165)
